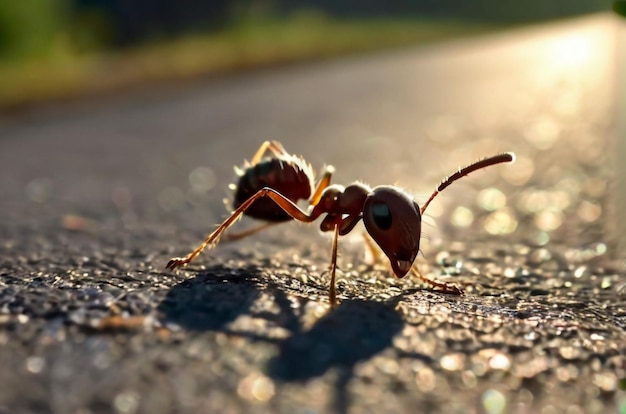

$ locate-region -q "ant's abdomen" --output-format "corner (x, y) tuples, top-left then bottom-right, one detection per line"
(233, 158), (313, 222)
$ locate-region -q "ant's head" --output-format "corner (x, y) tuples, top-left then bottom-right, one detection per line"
(363, 186), (421, 278)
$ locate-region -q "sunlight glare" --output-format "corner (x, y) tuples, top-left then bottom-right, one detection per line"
(549, 34), (593, 69)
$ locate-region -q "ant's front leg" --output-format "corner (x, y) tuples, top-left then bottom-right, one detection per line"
(321, 214), (362, 308)
(411, 266), (463, 295)
(166, 187), (320, 270)
(361, 231), (463, 295)
(328, 224), (340, 308)
(361, 230), (385, 266)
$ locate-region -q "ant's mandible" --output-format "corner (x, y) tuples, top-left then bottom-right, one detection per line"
(166, 140), (515, 307)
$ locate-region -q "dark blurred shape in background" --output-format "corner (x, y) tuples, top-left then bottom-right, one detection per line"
(282, 0), (607, 21)
(0, 0), (610, 57)
(614, 0), (626, 16)
(72, 0), (231, 47)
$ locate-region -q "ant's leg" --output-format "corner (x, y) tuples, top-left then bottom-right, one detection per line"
(166, 188), (320, 270)
(410, 266), (463, 295)
(310, 165), (334, 206)
(328, 224), (340, 308)
(325, 215), (361, 306)
(361, 230), (385, 265)
(361, 224), (462, 294)
(250, 141), (288, 164)
(223, 221), (280, 242)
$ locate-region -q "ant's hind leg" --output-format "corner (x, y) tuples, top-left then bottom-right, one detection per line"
(167, 187), (319, 270)
(250, 141), (289, 164)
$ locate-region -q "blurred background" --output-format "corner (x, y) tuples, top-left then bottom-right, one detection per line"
(0, 0), (614, 111)
(0, 0), (624, 262)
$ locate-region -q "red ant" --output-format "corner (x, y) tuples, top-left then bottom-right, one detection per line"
(166, 141), (515, 307)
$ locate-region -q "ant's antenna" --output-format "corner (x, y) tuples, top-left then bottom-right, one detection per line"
(420, 152), (515, 215)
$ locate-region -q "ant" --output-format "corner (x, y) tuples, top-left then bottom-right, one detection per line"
(167, 140), (515, 307)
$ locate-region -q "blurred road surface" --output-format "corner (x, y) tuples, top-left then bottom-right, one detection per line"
(0, 14), (624, 414)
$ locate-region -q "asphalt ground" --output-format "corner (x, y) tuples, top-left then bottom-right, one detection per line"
(0, 14), (624, 414)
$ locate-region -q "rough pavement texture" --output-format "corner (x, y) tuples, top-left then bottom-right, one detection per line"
(0, 14), (624, 414)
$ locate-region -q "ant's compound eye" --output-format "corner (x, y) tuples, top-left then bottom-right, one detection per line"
(371, 201), (392, 230)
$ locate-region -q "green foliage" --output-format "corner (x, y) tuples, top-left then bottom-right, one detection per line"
(0, 0), (69, 58)
(614, 1), (626, 17)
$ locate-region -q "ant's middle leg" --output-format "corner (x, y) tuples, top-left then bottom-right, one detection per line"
(223, 221), (281, 242)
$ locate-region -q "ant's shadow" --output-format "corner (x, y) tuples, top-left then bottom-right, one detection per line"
(158, 267), (413, 413)
(267, 299), (406, 413)
(267, 299), (404, 381)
